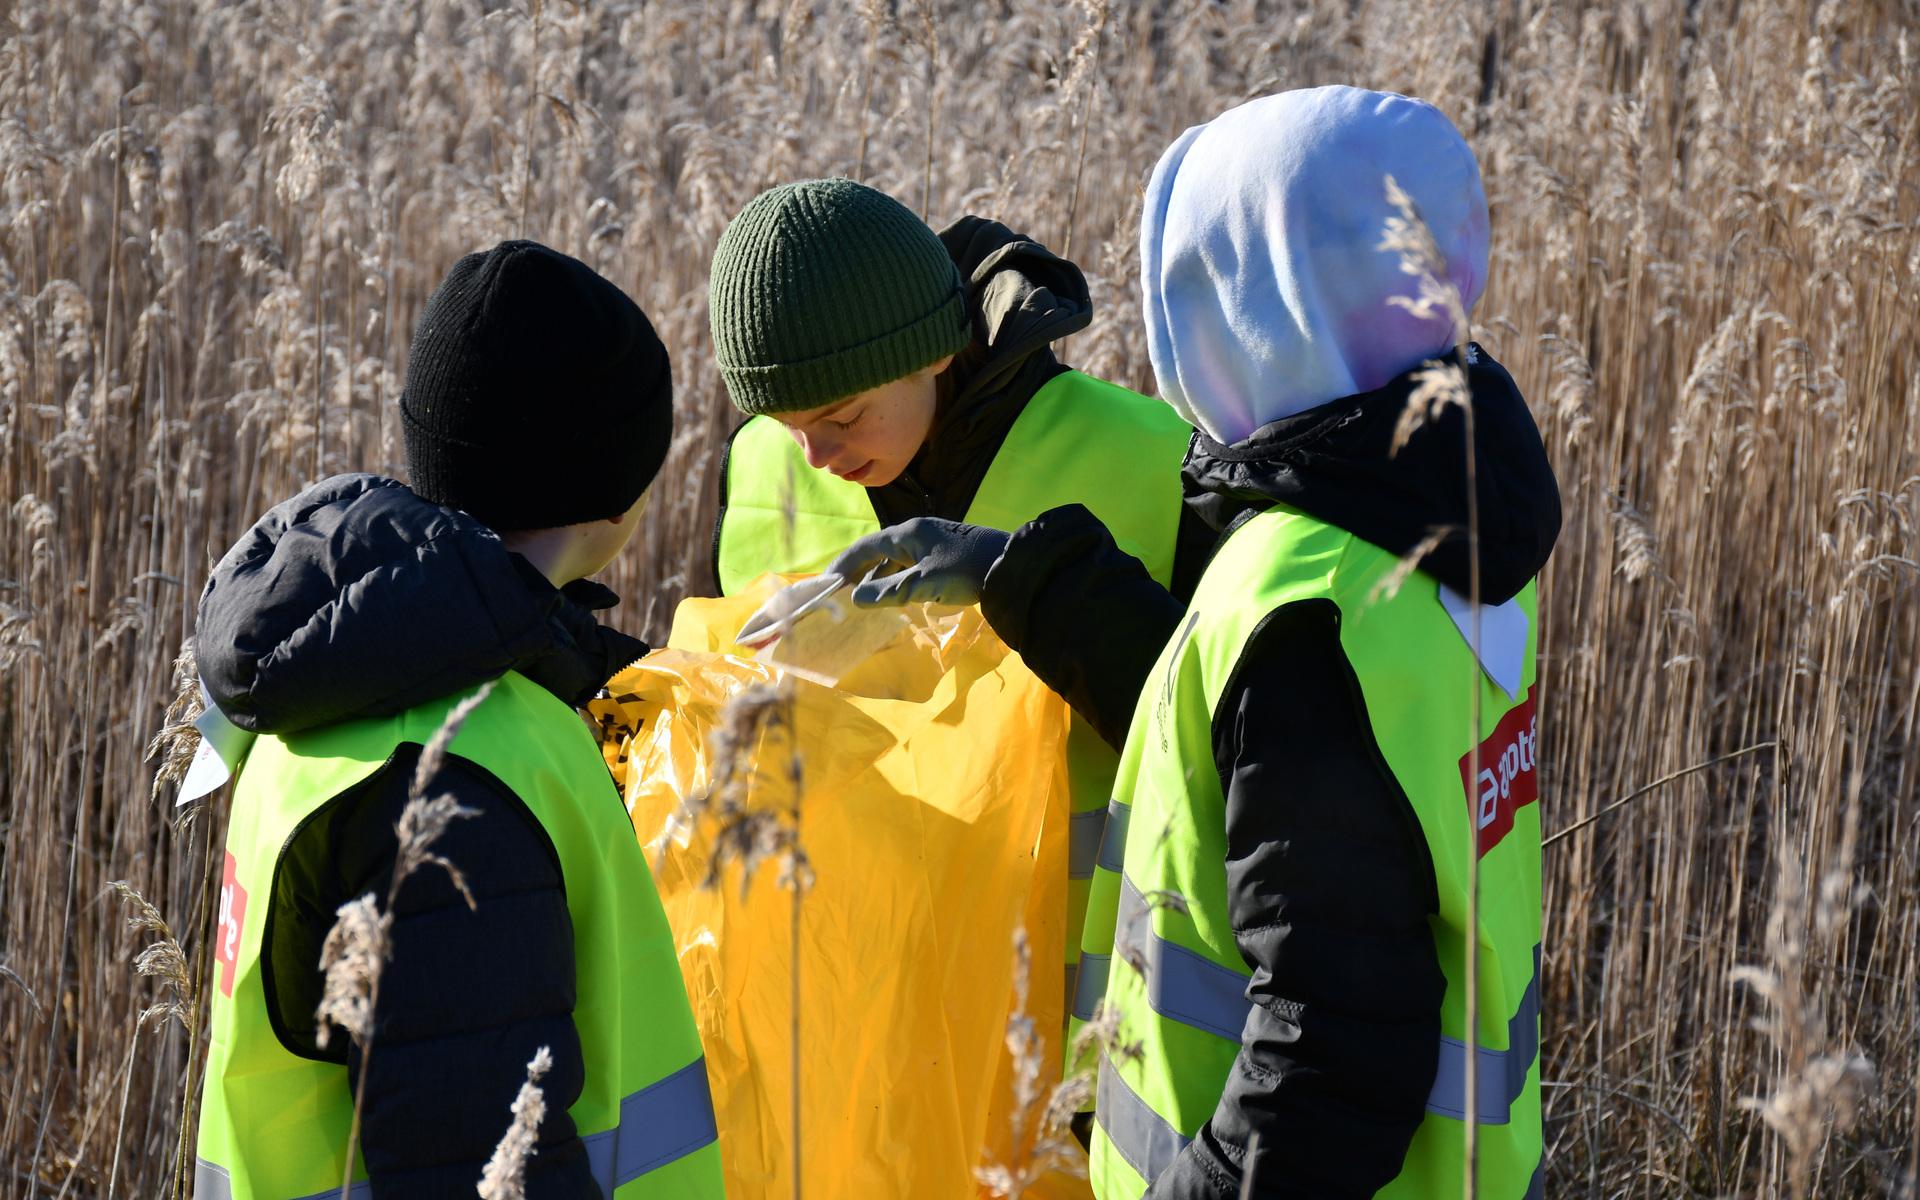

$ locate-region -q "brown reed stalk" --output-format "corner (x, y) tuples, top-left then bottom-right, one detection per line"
(666, 679), (810, 1198)
(980, 925), (1146, 1199)
(519, 0), (544, 237)
(1057, 0), (1109, 262)
(916, 0), (937, 221)
(1731, 769), (1877, 1199)
(1379, 173), (1484, 1194)
(852, 0), (889, 183)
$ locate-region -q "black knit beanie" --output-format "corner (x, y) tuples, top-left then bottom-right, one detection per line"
(400, 240), (673, 531)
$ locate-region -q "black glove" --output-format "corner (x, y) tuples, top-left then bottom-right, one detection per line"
(827, 518), (1013, 608)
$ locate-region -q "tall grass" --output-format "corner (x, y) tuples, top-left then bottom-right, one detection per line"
(0, 1), (1913, 1195)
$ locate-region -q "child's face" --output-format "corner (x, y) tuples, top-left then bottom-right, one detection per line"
(772, 356), (952, 489)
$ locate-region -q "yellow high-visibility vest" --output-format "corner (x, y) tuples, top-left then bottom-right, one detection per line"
(195, 672), (726, 1199)
(1086, 504), (1544, 1199)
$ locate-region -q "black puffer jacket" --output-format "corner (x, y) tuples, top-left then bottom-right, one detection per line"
(981, 346), (1560, 1198)
(196, 474), (646, 1200)
(710, 215), (1216, 589)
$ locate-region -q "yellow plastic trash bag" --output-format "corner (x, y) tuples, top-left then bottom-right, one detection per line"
(591, 577), (1093, 1199)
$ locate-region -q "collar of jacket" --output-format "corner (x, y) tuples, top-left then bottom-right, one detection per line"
(867, 216), (1092, 523)
(195, 473), (649, 735)
(1181, 344), (1563, 606)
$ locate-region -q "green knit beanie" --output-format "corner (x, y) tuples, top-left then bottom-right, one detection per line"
(709, 179), (970, 415)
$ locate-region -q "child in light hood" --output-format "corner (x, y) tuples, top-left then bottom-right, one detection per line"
(835, 85), (1560, 1198)
(1142, 84), (1490, 442)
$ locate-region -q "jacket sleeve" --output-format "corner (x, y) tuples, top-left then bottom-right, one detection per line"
(334, 752), (601, 1199)
(981, 504), (1187, 750)
(1147, 599), (1446, 1199)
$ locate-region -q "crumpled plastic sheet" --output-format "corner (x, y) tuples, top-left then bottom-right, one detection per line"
(590, 576), (1091, 1199)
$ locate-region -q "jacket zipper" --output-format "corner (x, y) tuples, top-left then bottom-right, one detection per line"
(898, 472), (935, 518)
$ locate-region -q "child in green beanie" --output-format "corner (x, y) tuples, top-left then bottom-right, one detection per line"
(708, 178), (1199, 588)
(705, 176), (1198, 1041)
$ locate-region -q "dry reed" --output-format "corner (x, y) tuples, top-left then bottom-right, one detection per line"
(672, 676), (810, 1198)
(475, 1045), (554, 1200)
(1, 1), (1914, 1196)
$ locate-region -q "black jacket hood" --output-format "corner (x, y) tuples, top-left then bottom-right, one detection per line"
(197, 474), (647, 735)
(864, 217), (1091, 526)
(1183, 344), (1561, 605)
(938, 214), (1092, 415)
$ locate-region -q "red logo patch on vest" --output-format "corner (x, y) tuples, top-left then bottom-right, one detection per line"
(1460, 686), (1539, 858)
(216, 851), (247, 998)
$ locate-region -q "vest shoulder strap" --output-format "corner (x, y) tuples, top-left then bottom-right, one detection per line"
(967, 370), (1192, 586)
(246, 671), (600, 816)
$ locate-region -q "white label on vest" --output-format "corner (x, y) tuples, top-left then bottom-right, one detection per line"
(1438, 585), (1527, 701)
(177, 680), (257, 806)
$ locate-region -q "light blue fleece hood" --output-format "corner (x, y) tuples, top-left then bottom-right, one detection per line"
(1140, 85), (1491, 445)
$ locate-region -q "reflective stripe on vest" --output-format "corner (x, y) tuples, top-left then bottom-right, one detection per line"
(583, 1058), (722, 1192)
(1067, 800), (1128, 1021)
(193, 1161), (368, 1200)
(1096, 800), (1129, 873)
(1069, 807), (1107, 880)
(198, 1058), (721, 1200)
(1093, 1061), (1547, 1200)
(1086, 506), (1544, 1199)
(1072, 951), (1110, 1023)
(1425, 946), (1543, 1126)
(194, 674), (724, 1199)
(198, 1058), (720, 1200)
(1113, 876), (1249, 1042)
(1095, 1053), (1187, 1185)
(1107, 872), (1545, 1126)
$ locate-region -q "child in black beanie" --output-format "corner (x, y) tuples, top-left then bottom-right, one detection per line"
(189, 243), (725, 1199)
(400, 239), (674, 534)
